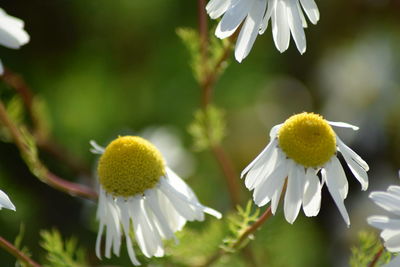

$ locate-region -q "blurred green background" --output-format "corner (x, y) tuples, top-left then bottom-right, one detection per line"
(1, 0), (400, 266)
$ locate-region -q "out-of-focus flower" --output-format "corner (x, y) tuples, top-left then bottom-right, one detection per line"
(206, 0), (319, 62)
(241, 112), (368, 225)
(0, 8), (30, 74)
(90, 136), (221, 266)
(140, 126), (195, 178)
(368, 179), (400, 267)
(0, 189), (15, 211)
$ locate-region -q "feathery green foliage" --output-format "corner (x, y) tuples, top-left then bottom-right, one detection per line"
(222, 200), (260, 252)
(350, 230), (392, 267)
(40, 229), (88, 267)
(188, 105), (226, 151)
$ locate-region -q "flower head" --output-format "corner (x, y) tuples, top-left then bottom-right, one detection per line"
(0, 189), (15, 211)
(241, 112), (368, 225)
(0, 8), (30, 74)
(368, 178), (400, 267)
(206, 0), (320, 62)
(91, 136), (221, 265)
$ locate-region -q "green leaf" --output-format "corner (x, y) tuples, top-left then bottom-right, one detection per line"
(350, 230), (393, 267)
(40, 229), (88, 267)
(14, 223), (32, 267)
(221, 200), (260, 252)
(188, 105), (226, 151)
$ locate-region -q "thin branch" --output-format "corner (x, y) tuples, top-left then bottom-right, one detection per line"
(0, 236), (42, 267)
(369, 246), (384, 267)
(211, 144), (241, 207)
(1, 68), (91, 176)
(200, 207), (272, 267)
(0, 100), (98, 201)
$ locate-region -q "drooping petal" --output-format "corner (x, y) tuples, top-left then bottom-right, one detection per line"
(0, 189), (15, 211)
(283, 162), (305, 224)
(272, 0), (290, 53)
(287, 0), (306, 54)
(259, 0), (275, 34)
(243, 140), (279, 190)
(206, 0), (233, 19)
(323, 160), (350, 226)
(234, 0), (267, 62)
(336, 136), (369, 171)
(302, 168), (321, 217)
(215, 0), (253, 39)
(253, 155), (288, 207)
(299, 0), (319, 24)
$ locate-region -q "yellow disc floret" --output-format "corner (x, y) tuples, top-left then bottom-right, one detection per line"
(97, 136), (166, 197)
(278, 112), (337, 168)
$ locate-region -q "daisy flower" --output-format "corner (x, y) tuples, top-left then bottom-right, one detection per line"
(368, 180), (400, 267)
(206, 0), (320, 62)
(241, 112), (369, 225)
(0, 8), (30, 74)
(0, 189), (15, 211)
(90, 136), (221, 265)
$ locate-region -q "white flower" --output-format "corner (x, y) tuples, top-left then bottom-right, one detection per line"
(90, 136), (221, 266)
(0, 189), (15, 211)
(0, 8), (30, 74)
(241, 112), (368, 226)
(368, 181), (400, 267)
(206, 0), (319, 62)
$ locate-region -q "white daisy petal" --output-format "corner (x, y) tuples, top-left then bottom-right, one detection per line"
(299, 0), (319, 24)
(388, 186), (400, 195)
(367, 216), (400, 231)
(323, 162), (350, 226)
(0, 9), (29, 49)
(287, 0), (306, 54)
(302, 168), (321, 217)
(337, 136), (369, 171)
(284, 162), (305, 224)
(328, 121), (359, 131)
(384, 232), (400, 252)
(90, 140), (105, 154)
(215, 0), (253, 39)
(234, 0), (267, 62)
(0, 189), (15, 211)
(369, 191), (400, 216)
(259, 0), (274, 34)
(206, 0), (233, 19)
(272, 0), (290, 53)
(244, 141), (278, 190)
(253, 156), (288, 207)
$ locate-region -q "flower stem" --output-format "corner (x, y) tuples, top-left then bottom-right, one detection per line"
(369, 246), (384, 267)
(0, 100), (98, 201)
(1, 68), (91, 176)
(0, 236), (42, 267)
(200, 206), (272, 266)
(211, 144), (241, 207)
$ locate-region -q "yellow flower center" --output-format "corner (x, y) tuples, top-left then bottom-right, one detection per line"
(278, 112), (337, 168)
(97, 136), (166, 197)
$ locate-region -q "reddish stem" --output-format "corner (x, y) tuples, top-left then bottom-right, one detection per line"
(0, 236), (42, 267)
(368, 246), (384, 267)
